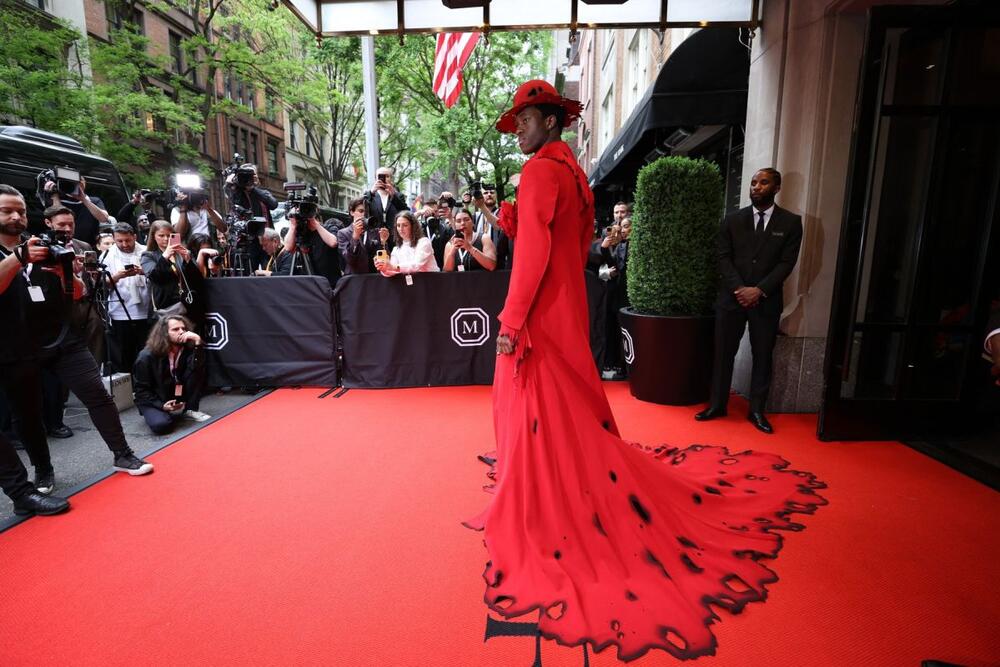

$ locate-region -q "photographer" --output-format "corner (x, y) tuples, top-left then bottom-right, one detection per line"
(2, 184), (153, 496)
(365, 167), (408, 229)
(170, 192), (226, 245)
(254, 228), (292, 276)
(117, 189), (160, 235)
(337, 197), (391, 275)
(443, 209), (497, 272)
(42, 174), (109, 247)
(104, 223), (151, 373)
(0, 184), (70, 515)
(224, 164), (278, 271)
(133, 315), (209, 434)
(418, 194), (457, 269)
(472, 184), (513, 270)
(141, 220), (206, 328)
(282, 205), (341, 286)
(186, 233), (223, 278)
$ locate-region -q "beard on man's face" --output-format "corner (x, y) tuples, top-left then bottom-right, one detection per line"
(0, 221), (26, 236)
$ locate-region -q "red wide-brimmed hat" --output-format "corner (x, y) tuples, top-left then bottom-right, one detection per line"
(496, 80), (583, 134)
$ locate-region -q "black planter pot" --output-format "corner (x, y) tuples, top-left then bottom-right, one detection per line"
(618, 308), (715, 405)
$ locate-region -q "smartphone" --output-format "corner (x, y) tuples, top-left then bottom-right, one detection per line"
(375, 249), (389, 262)
(377, 174), (388, 184)
(123, 263), (135, 271)
(168, 232), (181, 247)
(454, 231), (464, 240)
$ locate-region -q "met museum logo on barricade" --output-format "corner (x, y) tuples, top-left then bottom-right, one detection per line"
(451, 307), (490, 347)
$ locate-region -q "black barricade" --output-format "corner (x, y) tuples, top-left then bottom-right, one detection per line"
(203, 276), (338, 387)
(335, 271), (606, 388)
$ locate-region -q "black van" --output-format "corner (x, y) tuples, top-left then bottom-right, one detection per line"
(0, 125), (129, 234)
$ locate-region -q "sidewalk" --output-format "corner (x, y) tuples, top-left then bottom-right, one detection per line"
(0, 389), (264, 524)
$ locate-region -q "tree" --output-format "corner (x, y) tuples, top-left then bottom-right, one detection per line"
(374, 31), (551, 199)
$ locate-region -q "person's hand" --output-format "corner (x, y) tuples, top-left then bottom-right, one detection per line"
(78, 176), (87, 196)
(72, 255), (84, 276)
(385, 182), (397, 196)
(132, 190), (143, 205)
(175, 192), (188, 210)
(163, 244), (175, 261)
(23, 237), (50, 264)
(496, 334), (515, 356)
(173, 245), (190, 261)
(735, 286), (763, 308)
(452, 236), (467, 250)
(379, 227), (390, 244)
(372, 179), (385, 192)
(254, 269), (272, 276)
(374, 258), (388, 271)
(419, 205), (435, 218)
(307, 217), (320, 231)
(163, 399), (184, 413)
(352, 219), (363, 240)
(43, 179), (57, 194)
(199, 248), (219, 259)
(181, 331), (202, 346)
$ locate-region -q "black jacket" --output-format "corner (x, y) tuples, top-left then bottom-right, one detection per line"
(716, 205), (803, 313)
(367, 190), (408, 229)
(140, 248), (206, 322)
(132, 346), (205, 410)
(337, 225), (391, 275)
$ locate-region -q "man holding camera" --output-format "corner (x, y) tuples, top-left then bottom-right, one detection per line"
(43, 174), (109, 247)
(0, 185), (71, 515)
(132, 315), (209, 434)
(338, 197), (391, 275)
(282, 205), (341, 286)
(366, 167), (408, 230)
(1, 184), (153, 497)
(104, 222), (151, 373)
(170, 191), (226, 244)
(225, 164), (279, 271)
(117, 189), (159, 237)
(418, 194), (457, 270)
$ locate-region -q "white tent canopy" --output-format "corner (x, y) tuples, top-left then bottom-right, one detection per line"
(282, 0), (759, 37)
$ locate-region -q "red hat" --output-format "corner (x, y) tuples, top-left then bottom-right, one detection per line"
(496, 79), (583, 134)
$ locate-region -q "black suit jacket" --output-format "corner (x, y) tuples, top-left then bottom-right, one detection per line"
(716, 205), (803, 313)
(132, 346), (205, 411)
(987, 305), (1000, 353)
(369, 190), (408, 229)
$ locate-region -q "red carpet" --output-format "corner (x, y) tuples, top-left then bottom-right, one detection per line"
(0, 384), (998, 666)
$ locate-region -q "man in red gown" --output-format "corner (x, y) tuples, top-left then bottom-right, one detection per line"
(471, 80), (826, 662)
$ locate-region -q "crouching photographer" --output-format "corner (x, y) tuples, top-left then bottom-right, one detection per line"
(132, 315), (209, 435)
(0, 184), (153, 503)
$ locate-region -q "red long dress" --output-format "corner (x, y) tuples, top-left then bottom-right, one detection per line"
(466, 140), (827, 662)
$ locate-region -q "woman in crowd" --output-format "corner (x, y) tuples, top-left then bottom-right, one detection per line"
(140, 220), (206, 326)
(442, 209), (497, 272)
(95, 232), (115, 256)
(185, 232), (222, 278)
(375, 210), (439, 275)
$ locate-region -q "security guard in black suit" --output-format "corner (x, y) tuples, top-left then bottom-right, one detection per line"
(696, 168), (803, 434)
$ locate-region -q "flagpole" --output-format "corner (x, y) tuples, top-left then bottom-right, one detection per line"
(361, 35), (380, 185)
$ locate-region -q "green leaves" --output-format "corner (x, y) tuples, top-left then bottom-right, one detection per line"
(627, 156), (723, 317)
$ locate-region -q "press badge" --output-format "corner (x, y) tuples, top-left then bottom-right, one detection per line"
(405, 275), (414, 286)
(458, 265), (465, 272)
(27, 285), (45, 302)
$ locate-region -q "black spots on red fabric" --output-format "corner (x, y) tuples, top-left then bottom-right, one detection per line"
(609, 470), (617, 483)
(644, 549), (672, 579)
(753, 517), (772, 524)
(628, 494), (651, 523)
(720, 457), (738, 465)
(660, 627), (689, 652)
(723, 574), (752, 594)
(704, 486), (721, 495)
(611, 620), (624, 640)
(593, 512), (607, 537)
(494, 596), (514, 610)
(671, 452), (687, 465)
(677, 536), (699, 549)
(554, 550), (562, 560)
(690, 445), (704, 452)
(692, 493), (702, 505)
(626, 590), (639, 601)
(745, 474), (758, 480)
(546, 601), (565, 619)
(680, 553), (704, 574)
(745, 489), (757, 494)
(717, 479), (734, 488)
(602, 420), (611, 431)
(532, 419), (538, 434)
(489, 570), (504, 587)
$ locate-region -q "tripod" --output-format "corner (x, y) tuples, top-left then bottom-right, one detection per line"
(289, 237), (313, 276)
(86, 266), (134, 378)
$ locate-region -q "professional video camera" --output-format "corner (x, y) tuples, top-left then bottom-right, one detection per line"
(284, 182), (319, 223)
(226, 204), (267, 249)
(136, 188), (166, 206)
(35, 166), (82, 204)
(34, 230), (77, 293)
(167, 172), (208, 209)
(222, 153), (258, 190)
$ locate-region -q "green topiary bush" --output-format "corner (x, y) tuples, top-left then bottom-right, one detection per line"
(626, 156), (723, 316)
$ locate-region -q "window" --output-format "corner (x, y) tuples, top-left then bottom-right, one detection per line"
(224, 73), (233, 101)
(236, 78), (244, 106)
(249, 132), (259, 166)
(264, 91), (278, 123)
(144, 112), (166, 134)
(168, 32), (183, 75)
(247, 87), (256, 113)
(107, 4), (143, 35)
(229, 125), (238, 157)
(304, 127), (311, 157)
(267, 141), (279, 177)
(624, 30), (649, 118)
(241, 129), (249, 162)
(599, 85), (615, 155)
(289, 122), (297, 150)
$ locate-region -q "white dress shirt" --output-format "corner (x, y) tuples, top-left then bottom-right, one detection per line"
(170, 208), (210, 237)
(385, 237), (439, 274)
(104, 243), (151, 321)
(752, 204), (775, 232)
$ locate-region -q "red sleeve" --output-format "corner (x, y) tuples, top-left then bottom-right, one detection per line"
(498, 159), (559, 334)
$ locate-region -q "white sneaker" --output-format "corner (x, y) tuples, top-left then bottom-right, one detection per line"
(183, 410), (211, 422)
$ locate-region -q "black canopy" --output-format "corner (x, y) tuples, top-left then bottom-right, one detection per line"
(588, 28), (750, 191)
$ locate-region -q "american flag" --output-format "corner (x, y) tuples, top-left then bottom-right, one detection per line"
(433, 32), (480, 108)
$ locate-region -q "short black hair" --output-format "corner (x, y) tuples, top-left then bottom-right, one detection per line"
(111, 222), (135, 236)
(756, 167), (782, 186)
(533, 103), (566, 131)
(349, 197), (365, 212)
(43, 205), (73, 220)
(0, 184), (24, 199)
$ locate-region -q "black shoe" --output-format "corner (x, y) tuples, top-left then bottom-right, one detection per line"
(694, 407), (728, 421)
(13, 491), (70, 516)
(748, 412), (774, 434)
(113, 452), (154, 476)
(47, 425), (73, 439)
(34, 470), (55, 495)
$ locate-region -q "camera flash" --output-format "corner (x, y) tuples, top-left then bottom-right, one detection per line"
(175, 173), (202, 190)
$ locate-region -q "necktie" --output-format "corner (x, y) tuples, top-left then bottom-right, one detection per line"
(755, 210), (765, 234)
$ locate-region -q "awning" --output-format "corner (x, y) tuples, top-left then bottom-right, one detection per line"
(587, 26), (749, 190)
(282, 0), (760, 37)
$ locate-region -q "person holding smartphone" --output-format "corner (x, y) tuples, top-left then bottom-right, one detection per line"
(132, 315), (209, 434)
(365, 167), (408, 230)
(103, 222), (151, 373)
(140, 220), (206, 328)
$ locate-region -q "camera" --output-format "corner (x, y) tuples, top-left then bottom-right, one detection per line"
(284, 182), (319, 223)
(36, 167), (82, 204)
(210, 254), (224, 266)
(233, 164), (257, 189)
(35, 230), (76, 293)
(82, 250), (101, 272)
(468, 180), (483, 200)
(168, 172), (207, 209)
(226, 204), (268, 249)
(137, 188), (165, 205)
